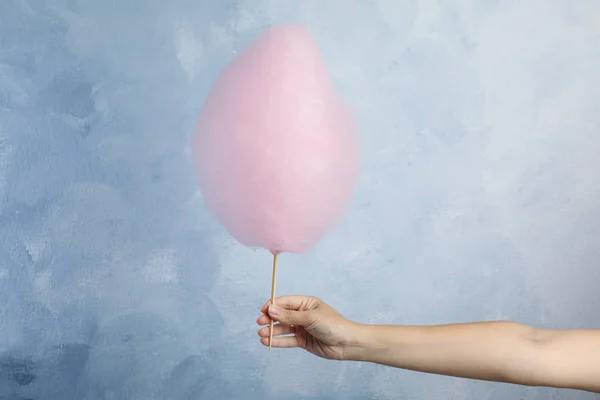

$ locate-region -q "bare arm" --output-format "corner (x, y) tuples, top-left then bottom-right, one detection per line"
(345, 321), (600, 393)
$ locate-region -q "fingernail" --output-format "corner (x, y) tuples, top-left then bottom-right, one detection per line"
(269, 305), (279, 316)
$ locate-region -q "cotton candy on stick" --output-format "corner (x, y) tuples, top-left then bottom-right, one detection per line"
(191, 24), (359, 350)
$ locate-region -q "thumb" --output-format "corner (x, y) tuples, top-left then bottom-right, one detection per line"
(268, 304), (313, 326)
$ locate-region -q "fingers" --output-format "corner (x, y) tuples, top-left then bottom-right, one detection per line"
(260, 335), (299, 348)
(268, 304), (315, 326)
(257, 314), (271, 326)
(257, 313), (281, 326)
(257, 322), (296, 338)
(260, 295), (320, 313)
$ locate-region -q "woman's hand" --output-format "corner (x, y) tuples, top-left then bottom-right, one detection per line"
(256, 296), (600, 394)
(257, 295), (360, 360)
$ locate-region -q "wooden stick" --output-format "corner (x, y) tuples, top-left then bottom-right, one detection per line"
(269, 252), (279, 351)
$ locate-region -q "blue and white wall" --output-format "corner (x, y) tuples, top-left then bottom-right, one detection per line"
(1, 1), (599, 399)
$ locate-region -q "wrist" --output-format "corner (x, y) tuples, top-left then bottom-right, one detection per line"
(341, 322), (382, 362)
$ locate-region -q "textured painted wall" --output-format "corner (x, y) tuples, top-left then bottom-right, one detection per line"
(1, 1), (599, 399)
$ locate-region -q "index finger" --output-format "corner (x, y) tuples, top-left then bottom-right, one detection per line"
(260, 295), (319, 313)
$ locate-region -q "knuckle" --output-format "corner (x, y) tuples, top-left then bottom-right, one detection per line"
(307, 296), (322, 308)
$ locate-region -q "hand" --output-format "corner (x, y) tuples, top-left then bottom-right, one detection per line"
(257, 295), (359, 360)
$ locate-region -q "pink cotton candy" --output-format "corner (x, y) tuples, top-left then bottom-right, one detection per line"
(191, 24), (359, 254)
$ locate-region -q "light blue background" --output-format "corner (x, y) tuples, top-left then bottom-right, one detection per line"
(1, 1), (599, 399)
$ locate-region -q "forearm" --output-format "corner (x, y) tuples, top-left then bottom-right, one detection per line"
(345, 321), (600, 392)
(344, 321), (542, 386)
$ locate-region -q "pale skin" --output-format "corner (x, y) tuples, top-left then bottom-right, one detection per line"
(257, 295), (600, 393)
